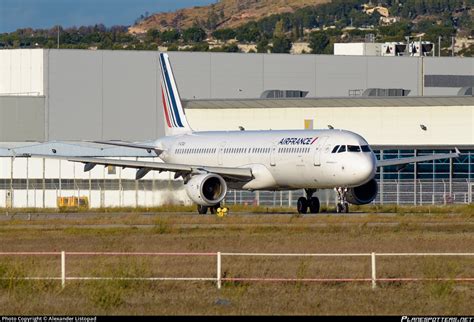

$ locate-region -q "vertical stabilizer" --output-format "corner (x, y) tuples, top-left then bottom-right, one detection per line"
(159, 53), (192, 136)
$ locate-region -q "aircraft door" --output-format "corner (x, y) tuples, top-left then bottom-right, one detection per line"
(313, 136), (328, 166)
(270, 144), (277, 166)
(218, 142), (226, 165)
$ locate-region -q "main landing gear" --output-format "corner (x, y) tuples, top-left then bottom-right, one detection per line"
(197, 203), (229, 216)
(335, 187), (349, 213)
(297, 189), (320, 214)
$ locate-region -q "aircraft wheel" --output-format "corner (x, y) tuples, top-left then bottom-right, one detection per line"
(343, 202), (349, 213)
(209, 203), (221, 215)
(197, 205), (208, 215)
(297, 197), (308, 214)
(336, 203), (349, 213)
(308, 197), (320, 214)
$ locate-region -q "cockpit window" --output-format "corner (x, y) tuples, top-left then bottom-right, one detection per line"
(331, 145), (340, 153)
(337, 145), (346, 153)
(361, 145), (371, 152)
(348, 145), (361, 152)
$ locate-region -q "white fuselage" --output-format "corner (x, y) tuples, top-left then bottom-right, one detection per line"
(156, 129), (377, 190)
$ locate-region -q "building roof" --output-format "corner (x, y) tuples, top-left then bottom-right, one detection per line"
(183, 96), (474, 109)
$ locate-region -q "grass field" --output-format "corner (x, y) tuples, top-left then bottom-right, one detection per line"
(0, 207), (473, 315)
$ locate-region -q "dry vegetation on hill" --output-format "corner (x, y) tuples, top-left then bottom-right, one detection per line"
(129, 0), (330, 34)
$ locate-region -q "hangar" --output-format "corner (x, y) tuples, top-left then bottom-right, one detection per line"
(0, 49), (473, 208)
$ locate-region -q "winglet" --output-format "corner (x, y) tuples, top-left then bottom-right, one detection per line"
(455, 147), (460, 156)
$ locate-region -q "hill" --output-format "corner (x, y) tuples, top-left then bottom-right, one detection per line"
(128, 0), (330, 34)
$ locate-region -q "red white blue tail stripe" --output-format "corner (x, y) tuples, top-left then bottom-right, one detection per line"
(159, 53), (190, 131)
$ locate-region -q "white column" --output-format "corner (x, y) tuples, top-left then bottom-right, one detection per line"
(61, 251), (66, 289)
(371, 252), (376, 289)
(217, 252), (222, 289)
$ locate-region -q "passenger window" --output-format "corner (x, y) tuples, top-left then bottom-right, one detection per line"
(331, 145), (340, 153)
(337, 145), (346, 153)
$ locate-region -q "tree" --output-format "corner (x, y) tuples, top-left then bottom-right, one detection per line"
(212, 28), (236, 41)
(309, 32), (330, 54)
(145, 29), (160, 43)
(161, 29), (180, 43)
(182, 27), (206, 43)
(236, 24), (261, 42)
(181, 42), (209, 51)
(271, 36), (292, 53)
(256, 39), (269, 53)
(273, 19), (285, 38)
(210, 43), (240, 52)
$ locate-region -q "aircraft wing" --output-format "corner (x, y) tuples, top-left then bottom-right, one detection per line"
(376, 149), (460, 167)
(90, 140), (164, 156)
(25, 154), (253, 181)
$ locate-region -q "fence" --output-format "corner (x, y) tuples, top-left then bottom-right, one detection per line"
(2, 179), (474, 208)
(0, 251), (472, 290)
(225, 179), (474, 207)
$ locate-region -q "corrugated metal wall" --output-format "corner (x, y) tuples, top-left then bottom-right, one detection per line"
(0, 49), (44, 95)
(47, 50), (162, 141)
(0, 49), (472, 142)
(0, 96), (45, 141)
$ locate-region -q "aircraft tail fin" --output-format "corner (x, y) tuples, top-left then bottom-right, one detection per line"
(159, 52), (192, 136)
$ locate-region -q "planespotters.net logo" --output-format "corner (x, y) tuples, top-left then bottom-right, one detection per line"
(402, 317), (474, 322)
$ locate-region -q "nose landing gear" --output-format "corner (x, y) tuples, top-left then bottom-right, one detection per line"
(335, 187), (349, 213)
(297, 189), (320, 214)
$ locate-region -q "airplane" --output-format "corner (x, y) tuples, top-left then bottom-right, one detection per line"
(27, 53), (460, 214)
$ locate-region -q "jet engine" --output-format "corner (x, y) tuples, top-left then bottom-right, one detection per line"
(185, 173), (227, 206)
(346, 178), (378, 205)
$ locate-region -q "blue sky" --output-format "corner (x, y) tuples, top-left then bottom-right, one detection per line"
(0, 0), (217, 33)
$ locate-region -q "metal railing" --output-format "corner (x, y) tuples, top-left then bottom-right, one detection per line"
(2, 179), (474, 208)
(0, 251), (472, 290)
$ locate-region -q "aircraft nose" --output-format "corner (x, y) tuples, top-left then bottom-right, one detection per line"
(348, 154), (377, 184)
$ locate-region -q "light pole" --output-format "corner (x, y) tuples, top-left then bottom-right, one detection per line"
(451, 36), (455, 56)
(419, 35), (422, 57)
(405, 36), (410, 56)
(438, 36), (441, 57)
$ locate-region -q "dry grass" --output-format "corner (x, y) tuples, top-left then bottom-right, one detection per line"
(2, 203), (474, 215)
(0, 211), (473, 315)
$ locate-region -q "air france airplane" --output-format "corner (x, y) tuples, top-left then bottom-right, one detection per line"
(31, 53), (459, 214)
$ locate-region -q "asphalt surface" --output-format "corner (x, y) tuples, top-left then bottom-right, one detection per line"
(0, 211), (471, 230)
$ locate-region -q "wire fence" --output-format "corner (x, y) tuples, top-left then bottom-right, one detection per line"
(0, 251), (472, 290)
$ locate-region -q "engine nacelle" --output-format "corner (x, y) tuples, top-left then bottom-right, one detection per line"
(346, 178), (378, 205)
(185, 173), (227, 206)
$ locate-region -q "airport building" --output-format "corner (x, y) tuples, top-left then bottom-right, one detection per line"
(0, 49), (473, 208)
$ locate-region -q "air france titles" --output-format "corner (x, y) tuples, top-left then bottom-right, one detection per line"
(278, 137), (318, 145)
